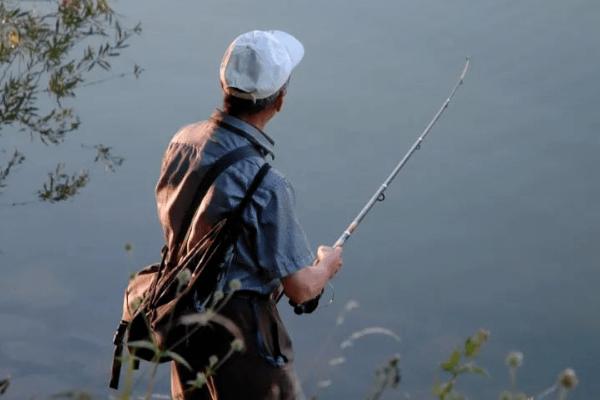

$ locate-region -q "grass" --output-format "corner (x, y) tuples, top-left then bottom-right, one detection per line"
(0, 299), (580, 400)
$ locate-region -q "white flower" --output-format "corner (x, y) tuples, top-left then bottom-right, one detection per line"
(209, 355), (218, 367)
(505, 351), (524, 368)
(212, 290), (224, 302)
(558, 368), (578, 389)
(228, 279), (242, 291)
(230, 338), (245, 352)
(188, 372), (206, 389)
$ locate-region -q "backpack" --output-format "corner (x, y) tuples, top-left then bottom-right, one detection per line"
(109, 144), (270, 389)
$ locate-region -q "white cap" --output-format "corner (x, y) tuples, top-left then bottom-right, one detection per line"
(220, 30), (304, 101)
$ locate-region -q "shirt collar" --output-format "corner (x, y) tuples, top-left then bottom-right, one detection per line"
(211, 109), (275, 159)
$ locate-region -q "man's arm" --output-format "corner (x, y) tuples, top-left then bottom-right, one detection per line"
(282, 246), (343, 304)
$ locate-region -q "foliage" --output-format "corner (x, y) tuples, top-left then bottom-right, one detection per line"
(432, 329), (579, 400)
(433, 329), (490, 400)
(0, 0), (141, 202)
(0, 377), (9, 395)
(37, 162), (88, 202)
(88, 143), (124, 172)
(0, 323), (581, 400)
(0, 148), (23, 188)
(365, 355), (401, 400)
(305, 300), (402, 400)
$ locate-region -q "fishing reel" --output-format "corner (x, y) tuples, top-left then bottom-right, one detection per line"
(289, 290), (323, 315)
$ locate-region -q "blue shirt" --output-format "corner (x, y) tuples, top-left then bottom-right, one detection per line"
(155, 110), (314, 295)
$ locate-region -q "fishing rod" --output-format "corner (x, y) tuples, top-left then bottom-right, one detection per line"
(292, 57), (471, 314)
(334, 57), (471, 247)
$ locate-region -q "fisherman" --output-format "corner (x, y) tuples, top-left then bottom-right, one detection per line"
(155, 30), (343, 400)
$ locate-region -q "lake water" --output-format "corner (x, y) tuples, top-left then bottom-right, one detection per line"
(1, 0), (599, 398)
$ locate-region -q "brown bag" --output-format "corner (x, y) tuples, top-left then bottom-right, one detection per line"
(109, 146), (269, 389)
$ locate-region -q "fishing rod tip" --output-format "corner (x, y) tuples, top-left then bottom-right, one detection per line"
(460, 57), (471, 81)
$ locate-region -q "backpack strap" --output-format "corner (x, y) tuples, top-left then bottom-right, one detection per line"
(230, 162), (271, 222)
(183, 162), (271, 305)
(171, 144), (261, 262)
(108, 320), (128, 389)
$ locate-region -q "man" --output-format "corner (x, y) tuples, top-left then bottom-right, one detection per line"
(155, 30), (343, 400)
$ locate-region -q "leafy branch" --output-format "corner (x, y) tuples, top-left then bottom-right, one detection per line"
(37, 163), (88, 202)
(0, 148), (24, 190)
(365, 355), (401, 400)
(0, 0), (141, 201)
(433, 329), (490, 400)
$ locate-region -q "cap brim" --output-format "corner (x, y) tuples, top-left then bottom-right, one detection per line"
(270, 30), (304, 69)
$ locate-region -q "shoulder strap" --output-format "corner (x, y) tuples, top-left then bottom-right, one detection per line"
(231, 163), (271, 221)
(172, 144), (260, 260)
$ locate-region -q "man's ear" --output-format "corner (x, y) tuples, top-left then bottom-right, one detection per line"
(275, 90), (286, 112)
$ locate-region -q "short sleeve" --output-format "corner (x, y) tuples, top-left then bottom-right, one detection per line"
(254, 176), (315, 279)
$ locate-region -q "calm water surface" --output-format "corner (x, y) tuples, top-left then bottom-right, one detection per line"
(1, 0), (599, 398)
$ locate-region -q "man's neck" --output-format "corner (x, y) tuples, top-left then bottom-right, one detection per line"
(236, 110), (274, 131)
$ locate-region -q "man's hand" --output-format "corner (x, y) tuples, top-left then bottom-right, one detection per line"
(316, 245), (343, 278)
(282, 245), (343, 305)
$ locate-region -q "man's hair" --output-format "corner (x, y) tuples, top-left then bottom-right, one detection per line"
(222, 81), (288, 117)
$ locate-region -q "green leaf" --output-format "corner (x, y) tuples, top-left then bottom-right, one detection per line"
(464, 337), (478, 357)
(441, 349), (461, 373)
(464, 329), (489, 358)
(165, 351), (192, 370)
(432, 381), (453, 400)
(469, 365), (488, 376)
(456, 362), (489, 377)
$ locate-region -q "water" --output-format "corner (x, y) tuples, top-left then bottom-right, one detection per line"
(1, 0), (599, 398)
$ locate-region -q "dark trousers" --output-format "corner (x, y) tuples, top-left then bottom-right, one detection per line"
(170, 294), (304, 400)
